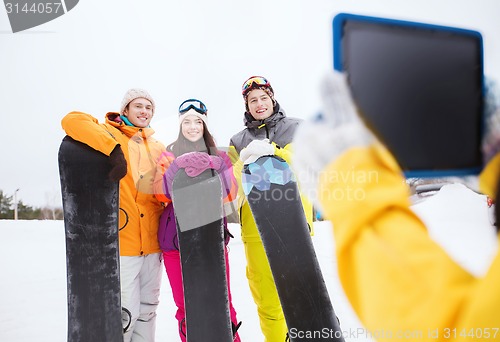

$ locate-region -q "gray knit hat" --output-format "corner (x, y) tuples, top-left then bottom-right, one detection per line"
(120, 88), (155, 115)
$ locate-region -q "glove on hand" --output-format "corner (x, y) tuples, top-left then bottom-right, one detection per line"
(176, 152), (224, 177)
(292, 71), (374, 211)
(164, 152), (226, 195)
(108, 145), (127, 182)
(240, 138), (275, 164)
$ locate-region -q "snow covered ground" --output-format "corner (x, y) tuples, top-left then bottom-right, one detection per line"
(1, 183), (497, 341)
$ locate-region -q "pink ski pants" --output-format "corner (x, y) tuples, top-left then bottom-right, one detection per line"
(163, 249), (241, 341)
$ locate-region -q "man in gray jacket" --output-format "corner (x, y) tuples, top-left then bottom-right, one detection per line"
(228, 76), (313, 341)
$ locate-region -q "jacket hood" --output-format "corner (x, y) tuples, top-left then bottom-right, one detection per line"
(244, 102), (286, 129)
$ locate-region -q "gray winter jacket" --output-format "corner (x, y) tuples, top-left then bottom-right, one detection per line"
(229, 103), (302, 153)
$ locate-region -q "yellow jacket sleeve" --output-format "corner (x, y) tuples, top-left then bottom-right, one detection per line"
(228, 145), (245, 211)
(319, 142), (500, 341)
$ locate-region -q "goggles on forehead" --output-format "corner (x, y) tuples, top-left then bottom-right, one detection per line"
(241, 76), (271, 95)
(178, 99), (208, 115)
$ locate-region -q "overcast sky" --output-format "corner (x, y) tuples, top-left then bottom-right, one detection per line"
(1, 0), (499, 208)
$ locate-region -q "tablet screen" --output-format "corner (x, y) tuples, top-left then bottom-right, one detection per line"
(333, 13), (484, 177)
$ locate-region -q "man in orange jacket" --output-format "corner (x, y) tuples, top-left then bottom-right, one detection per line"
(61, 89), (165, 342)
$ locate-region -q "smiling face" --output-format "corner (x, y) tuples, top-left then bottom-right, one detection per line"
(181, 115), (204, 142)
(246, 88), (274, 120)
(123, 98), (154, 128)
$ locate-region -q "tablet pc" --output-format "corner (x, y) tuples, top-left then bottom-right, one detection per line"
(333, 13), (484, 177)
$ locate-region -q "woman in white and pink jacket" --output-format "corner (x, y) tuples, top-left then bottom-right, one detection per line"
(154, 99), (241, 341)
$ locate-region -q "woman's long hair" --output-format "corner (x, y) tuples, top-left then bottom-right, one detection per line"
(167, 121), (218, 157)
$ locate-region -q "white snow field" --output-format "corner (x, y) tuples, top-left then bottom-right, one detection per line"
(0, 183), (497, 341)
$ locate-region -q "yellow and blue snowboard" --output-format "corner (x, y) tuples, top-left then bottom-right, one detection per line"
(243, 155), (344, 342)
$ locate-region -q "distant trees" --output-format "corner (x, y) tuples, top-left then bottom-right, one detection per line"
(0, 190), (12, 218)
(0, 190), (63, 220)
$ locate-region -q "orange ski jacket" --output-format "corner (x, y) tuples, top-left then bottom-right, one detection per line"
(61, 111), (165, 256)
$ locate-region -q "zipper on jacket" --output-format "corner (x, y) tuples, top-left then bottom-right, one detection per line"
(257, 122), (270, 140)
(264, 124), (269, 140)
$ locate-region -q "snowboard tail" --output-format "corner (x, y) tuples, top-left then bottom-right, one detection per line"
(172, 168), (233, 341)
(58, 136), (122, 342)
(243, 156), (344, 342)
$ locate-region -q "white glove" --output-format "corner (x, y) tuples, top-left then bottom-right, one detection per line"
(293, 71), (374, 211)
(240, 138), (275, 164)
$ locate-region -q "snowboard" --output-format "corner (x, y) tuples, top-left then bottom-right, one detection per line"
(171, 168), (233, 341)
(242, 155), (344, 342)
(58, 136), (123, 342)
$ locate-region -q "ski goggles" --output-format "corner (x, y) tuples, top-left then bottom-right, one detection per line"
(241, 76), (271, 95)
(178, 99), (208, 115)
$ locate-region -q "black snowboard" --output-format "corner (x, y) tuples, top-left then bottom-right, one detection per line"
(242, 155), (344, 342)
(58, 136), (123, 342)
(171, 168), (233, 341)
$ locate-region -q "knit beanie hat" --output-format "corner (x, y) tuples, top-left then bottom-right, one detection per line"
(120, 88), (155, 115)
